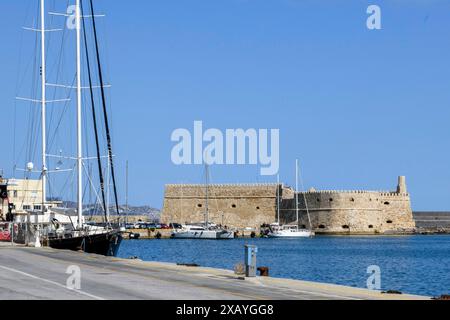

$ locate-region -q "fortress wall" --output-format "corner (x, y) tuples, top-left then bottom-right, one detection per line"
(164, 184), (279, 198)
(162, 184), (279, 229)
(161, 177), (416, 234)
(379, 193), (416, 232)
(281, 191), (381, 232)
(281, 190), (415, 234)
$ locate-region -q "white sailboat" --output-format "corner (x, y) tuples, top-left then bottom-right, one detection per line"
(171, 165), (234, 240)
(268, 160), (315, 238)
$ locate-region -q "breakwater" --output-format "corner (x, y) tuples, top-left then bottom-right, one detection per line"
(413, 212), (450, 233)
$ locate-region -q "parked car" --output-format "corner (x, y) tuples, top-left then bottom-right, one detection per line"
(160, 223), (170, 229)
(125, 223), (140, 229)
(169, 223), (182, 229)
(0, 223), (11, 242)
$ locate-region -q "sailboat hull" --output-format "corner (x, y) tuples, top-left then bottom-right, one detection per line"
(268, 230), (314, 238)
(48, 230), (123, 256)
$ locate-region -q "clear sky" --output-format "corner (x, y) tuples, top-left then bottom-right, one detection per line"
(1, 0), (450, 210)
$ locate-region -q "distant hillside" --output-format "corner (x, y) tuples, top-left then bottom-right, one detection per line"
(62, 201), (160, 218)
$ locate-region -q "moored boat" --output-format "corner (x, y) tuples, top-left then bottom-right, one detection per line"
(267, 223), (314, 238)
(47, 227), (122, 256)
(11, 0), (123, 256)
(268, 160), (315, 239)
(171, 165), (234, 240)
(171, 224), (234, 239)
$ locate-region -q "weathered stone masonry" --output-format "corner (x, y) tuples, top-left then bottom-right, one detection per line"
(162, 184), (278, 229)
(161, 176), (416, 234)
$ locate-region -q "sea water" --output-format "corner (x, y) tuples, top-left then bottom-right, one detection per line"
(118, 235), (450, 297)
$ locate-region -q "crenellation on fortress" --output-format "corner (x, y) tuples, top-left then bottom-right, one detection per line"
(301, 189), (408, 196)
(161, 176), (416, 234)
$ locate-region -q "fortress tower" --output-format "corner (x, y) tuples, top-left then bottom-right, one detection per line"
(397, 176), (407, 194)
(282, 176), (416, 234)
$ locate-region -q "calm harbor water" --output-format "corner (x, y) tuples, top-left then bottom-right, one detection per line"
(117, 235), (450, 297)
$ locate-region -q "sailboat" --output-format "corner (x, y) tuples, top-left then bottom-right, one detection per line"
(171, 165), (234, 240)
(268, 160), (314, 238)
(13, 0), (122, 256)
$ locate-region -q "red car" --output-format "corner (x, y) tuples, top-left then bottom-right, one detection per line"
(160, 223), (170, 229)
(0, 223), (11, 242)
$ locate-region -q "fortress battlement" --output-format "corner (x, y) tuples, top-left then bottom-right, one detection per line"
(300, 190), (409, 197)
(165, 183), (278, 188)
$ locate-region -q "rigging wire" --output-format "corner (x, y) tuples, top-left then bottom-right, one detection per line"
(81, 0), (108, 222)
(24, 3), (41, 176)
(12, 0), (33, 176)
(88, 0), (121, 219)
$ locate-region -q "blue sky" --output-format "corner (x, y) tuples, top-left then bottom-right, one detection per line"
(1, 0), (450, 210)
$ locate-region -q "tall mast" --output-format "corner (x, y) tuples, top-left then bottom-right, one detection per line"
(125, 160), (129, 225)
(277, 174), (280, 224)
(76, 0), (83, 228)
(106, 157), (110, 220)
(298, 160), (313, 231)
(295, 159), (299, 228)
(40, 0), (47, 214)
(205, 164), (209, 227)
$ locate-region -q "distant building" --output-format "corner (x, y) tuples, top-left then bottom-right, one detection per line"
(0, 177), (62, 221)
(161, 176), (416, 234)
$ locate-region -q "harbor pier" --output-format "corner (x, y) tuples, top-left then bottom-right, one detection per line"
(0, 244), (428, 300)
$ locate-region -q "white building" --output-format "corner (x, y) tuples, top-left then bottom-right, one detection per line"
(0, 177), (62, 220)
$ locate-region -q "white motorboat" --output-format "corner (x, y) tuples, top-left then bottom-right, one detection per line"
(170, 165), (234, 240)
(171, 224), (234, 239)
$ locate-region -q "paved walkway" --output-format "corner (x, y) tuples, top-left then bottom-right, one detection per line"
(0, 245), (429, 300)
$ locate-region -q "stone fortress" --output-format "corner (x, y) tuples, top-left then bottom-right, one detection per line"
(161, 176), (416, 234)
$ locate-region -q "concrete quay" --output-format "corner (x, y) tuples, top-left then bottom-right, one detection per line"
(0, 243), (429, 300)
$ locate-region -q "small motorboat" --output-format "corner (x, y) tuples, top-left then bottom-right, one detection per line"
(171, 224), (234, 240)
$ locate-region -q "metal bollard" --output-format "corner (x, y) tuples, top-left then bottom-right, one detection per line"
(244, 245), (258, 277)
(257, 266), (269, 277)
